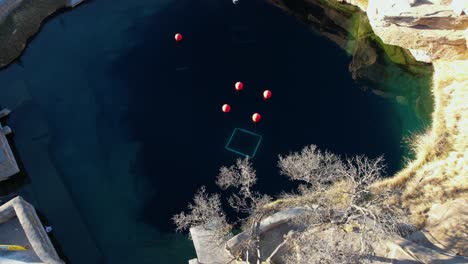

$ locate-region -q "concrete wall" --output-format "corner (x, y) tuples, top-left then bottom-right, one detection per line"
(0, 124), (19, 182)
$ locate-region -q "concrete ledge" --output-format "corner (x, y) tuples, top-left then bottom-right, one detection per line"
(189, 226), (232, 264)
(188, 258), (200, 264)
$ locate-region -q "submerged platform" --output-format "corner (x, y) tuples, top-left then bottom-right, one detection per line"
(225, 128), (262, 158)
(0, 109), (19, 182)
(0, 196), (64, 264)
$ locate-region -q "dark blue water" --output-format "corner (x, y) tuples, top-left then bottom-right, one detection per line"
(0, 0), (428, 263)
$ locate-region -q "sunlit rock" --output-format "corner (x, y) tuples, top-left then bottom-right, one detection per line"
(425, 198), (468, 256)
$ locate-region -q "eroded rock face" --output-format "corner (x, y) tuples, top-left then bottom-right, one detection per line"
(270, 0), (434, 121)
(366, 0), (468, 62)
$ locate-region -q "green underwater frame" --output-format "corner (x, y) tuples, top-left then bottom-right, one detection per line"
(225, 128), (262, 158)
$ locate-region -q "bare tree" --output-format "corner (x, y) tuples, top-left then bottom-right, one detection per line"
(278, 145), (345, 189)
(174, 158), (273, 263)
(217, 158), (257, 202)
(276, 147), (414, 263)
(175, 146), (414, 264)
(337, 155), (413, 234)
(282, 225), (370, 264)
(172, 186), (231, 241)
(216, 158), (274, 263)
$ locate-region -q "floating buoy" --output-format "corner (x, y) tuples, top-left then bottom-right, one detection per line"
(175, 33), (183, 42)
(252, 113), (261, 123)
(263, 90), (272, 100)
(235, 81), (244, 91)
(222, 104), (231, 113)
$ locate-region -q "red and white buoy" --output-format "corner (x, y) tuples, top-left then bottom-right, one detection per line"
(235, 81), (244, 91)
(263, 90), (272, 100)
(222, 104), (231, 113)
(252, 113), (261, 123)
(175, 33), (183, 42)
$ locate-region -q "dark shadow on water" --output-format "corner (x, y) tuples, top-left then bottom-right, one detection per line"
(0, 114), (72, 262)
(35, 211), (72, 264)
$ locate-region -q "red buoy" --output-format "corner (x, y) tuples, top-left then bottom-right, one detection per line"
(235, 81), (244, 91)
(263, 90), (272, 100)
(222, 104), (231, 113)
(252, 113), (261, 123)
(175, 33), (183, 42)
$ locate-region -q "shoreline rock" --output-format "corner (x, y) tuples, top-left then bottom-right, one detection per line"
(0, 0), (23, 24)
(0, 0), (86, 69)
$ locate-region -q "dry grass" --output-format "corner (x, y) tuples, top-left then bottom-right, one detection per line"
(373, 60), (468, 227)
(264, 179), (353, 212)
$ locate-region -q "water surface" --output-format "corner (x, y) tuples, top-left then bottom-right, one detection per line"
(0, 0), (431, 263)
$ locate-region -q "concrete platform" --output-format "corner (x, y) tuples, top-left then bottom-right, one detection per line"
(189, 226), (232, 264)
(0, 196), (64, 264)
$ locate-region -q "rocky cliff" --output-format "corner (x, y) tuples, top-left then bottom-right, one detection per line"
(356, 0), (467, 257)
(270, 0), (467, 260)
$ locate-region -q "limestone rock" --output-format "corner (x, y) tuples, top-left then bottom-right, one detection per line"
(385, 237), (468, 263)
